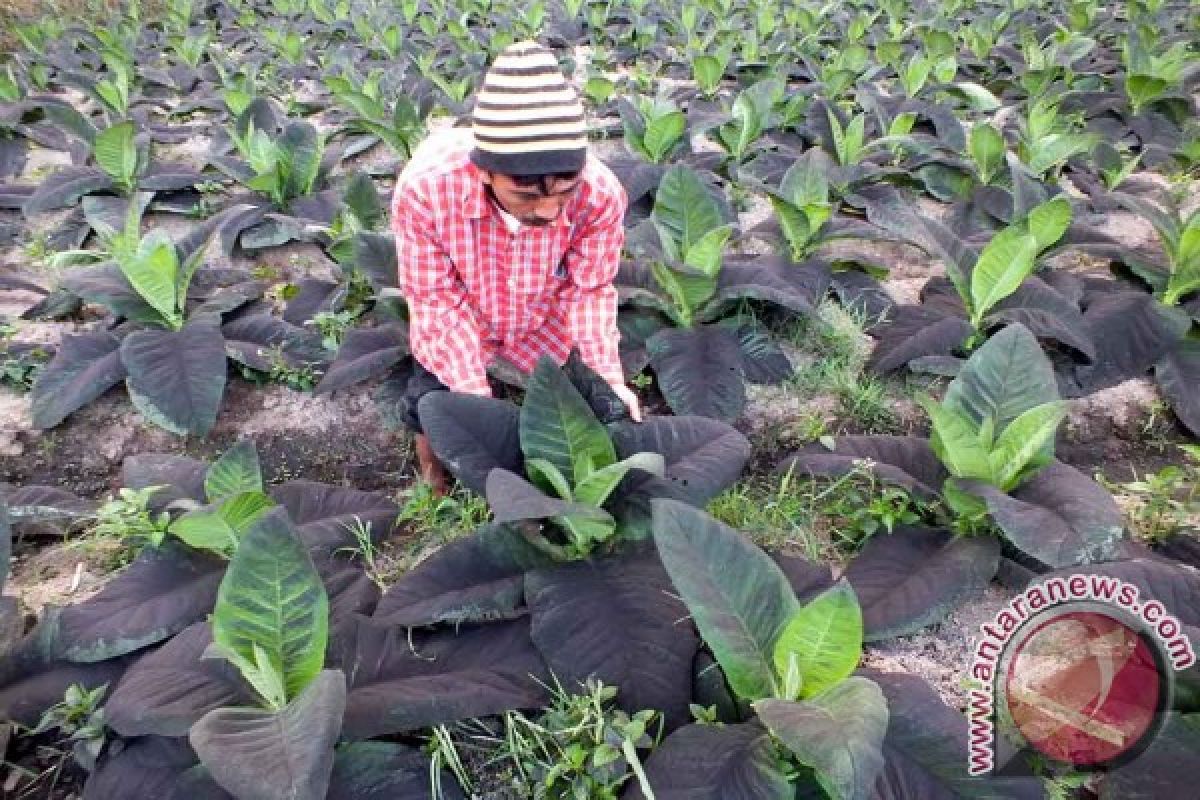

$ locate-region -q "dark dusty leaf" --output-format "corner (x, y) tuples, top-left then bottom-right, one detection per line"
(222, 313), (324, 372)
(83, 737), (230, 800)
(830, 269), (895, 325)
(527, 550), (698, 729)
(486, 468), (611, 524)
(60, 262), (161, 324)
(602, 153), (665, 207)
(868, 305), (972, 372)
(315, 325), (409, 394)
(191, 670), (345, 800)
(316, 555), (381, 660)
(240, 215), (313, 250)
(328, 742), (465, 800)
(351, 232), (398, 290)
(1, 485), (94, 535)
(23, 166), (113, 214)
(719, 319), (793, 384)
(618, 307), (670, 377)
(270, 481), (400, 551)
(289, 189), (342, 226)
(20, 287), (83, 321)
(0, 628), (129, 726)
(957, 461), (1125, 568)
(0, 500), (8, 594)
(54, 543), (226, 662)
(1041, 558), (1200, 633)
(943, 323), (1060, 432)
(29, 331), (126, 429)
(864, 670), (1045, 800)
(609, 415), (751, 507)
(341, 617), (548, 740)
(1155, 340), (1200, 437)
(844, 527), (1000, 641)
(1100, 713), (1200, 800)
(122, 453), (209, 507)
(778, 437), (948, 500)
(418, 392), (522, 495)
(1071, 292), (1190, 393)
(623, 722), (792, 800)
(372, 523), (554, 628)
(283, 278), (344, 325)
(121, 317), (228, 436)
(773, 554), (835, 604)
(190, 282), (267, 317)
(652, 499), (798, 700)
(701, 256), (831, 321)
(137, 162), (207, 191)
(755, 678), (890, 800)
(105, 621), (250, 737)
(648, 325), (745, 421)
(0, 137), (28, 180)
(985, 278), (1095, 361)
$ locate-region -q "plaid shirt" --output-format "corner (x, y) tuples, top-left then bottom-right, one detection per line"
(391, 128), (628, 396)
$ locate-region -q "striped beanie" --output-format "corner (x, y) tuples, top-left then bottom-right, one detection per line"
(470, 41), (588, 176)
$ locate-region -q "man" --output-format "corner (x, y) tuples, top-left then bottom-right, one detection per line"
(391, 41), (639, 494)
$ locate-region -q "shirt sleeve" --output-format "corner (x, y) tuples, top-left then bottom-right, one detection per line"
(557, 179), (629, 387)
(392, 180), (492, 396)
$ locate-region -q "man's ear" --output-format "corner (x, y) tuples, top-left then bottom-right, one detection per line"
(478, 170), (493, 186)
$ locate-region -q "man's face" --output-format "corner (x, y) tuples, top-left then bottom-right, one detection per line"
(482, 171), (582, 227)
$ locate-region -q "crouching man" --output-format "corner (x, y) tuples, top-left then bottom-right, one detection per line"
(391, 41), (640, 494)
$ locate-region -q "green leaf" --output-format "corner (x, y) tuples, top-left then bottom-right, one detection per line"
(519, 358), (617, 486)
(989, 402), (1066, 490)
(526, 457), (574, 500)
(693, 55), (723, 94)
(205, 439), (264, 501)
(1164, 215), (1200, 304)
(919, 395), (995, 484)
(683, 225), (733, 277)
(211, 508), (329, 704)
(120, 230), (180, 326)
(772, 197), (813, 259)
(653, 165), (728, 254)
(652, 499), (799, 700)
(780, 155), (829, 208)
(943, 323), (1061, 433)
(772, 580), (862, 701)
(968, 123), (1005, 184)
(170, 491), (275, 557)
(755, 678), (889, 800)
(574, 452), (665, 508)
(1024, 196), (1072, 252)
(93, 122), (138, 190)
(969, 227), (1039, 322)
(643, 111), (686, 163)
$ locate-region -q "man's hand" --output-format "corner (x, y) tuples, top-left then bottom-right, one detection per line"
(611, 384), (643, 422)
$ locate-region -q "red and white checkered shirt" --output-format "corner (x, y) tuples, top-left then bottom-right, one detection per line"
(391, 128), (628, 396)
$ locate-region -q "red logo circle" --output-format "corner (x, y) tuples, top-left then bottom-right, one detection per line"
(1003, 609), (1168, 767)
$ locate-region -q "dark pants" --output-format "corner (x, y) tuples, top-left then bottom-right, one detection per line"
(399, 360), (449, 434)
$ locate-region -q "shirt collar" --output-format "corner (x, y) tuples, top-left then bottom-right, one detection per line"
(462, 162), (574, 229)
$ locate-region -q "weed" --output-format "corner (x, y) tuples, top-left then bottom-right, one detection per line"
(1098, 446), (1200, 543)
(709, 460), (930, 554)
(426, 724), (474, 799)
(461, 677), (661, 800)
(780, 302), (906, 434)
(333, 517), (387, 588)
(706, 468), (824, 557)
(24, 683), (109, 772)
(311, 309), (358, 351)
(68, 487), (170, 570)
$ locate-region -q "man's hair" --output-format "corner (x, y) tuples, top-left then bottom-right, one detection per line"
(507, 171), (583, 194)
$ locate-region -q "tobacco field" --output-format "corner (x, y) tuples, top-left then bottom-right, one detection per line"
(0, 0), (1198, 797)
